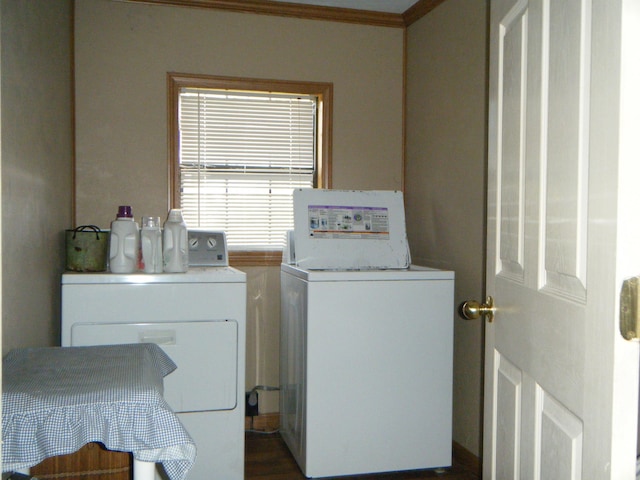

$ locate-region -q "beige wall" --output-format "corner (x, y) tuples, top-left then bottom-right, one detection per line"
(405, 0), (487, 457)
(1, 1), (73, 353)
(74, 0), (405, 413)
(74, 0), (404, 227)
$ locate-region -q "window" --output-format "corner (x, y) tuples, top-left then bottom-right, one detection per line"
(168, 74), (332, 265)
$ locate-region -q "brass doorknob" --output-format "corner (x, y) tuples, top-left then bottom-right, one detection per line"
(460, 296), (496, 322)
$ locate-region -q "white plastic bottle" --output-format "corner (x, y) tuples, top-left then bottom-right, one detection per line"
(140, 216), (163, 273)
(163, 209), (188, 273)
(109, 205), (140, 273)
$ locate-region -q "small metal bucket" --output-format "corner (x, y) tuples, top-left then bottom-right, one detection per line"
(65, 225), (109, 272)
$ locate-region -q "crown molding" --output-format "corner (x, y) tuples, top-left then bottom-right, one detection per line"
(124, 0), (407, 27)
(122, 0), (449, 27)
(403, 0), (447, 26)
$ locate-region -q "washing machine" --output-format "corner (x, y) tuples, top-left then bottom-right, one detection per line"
(61, 257), (246, 479)
(280, 189), (454, 478)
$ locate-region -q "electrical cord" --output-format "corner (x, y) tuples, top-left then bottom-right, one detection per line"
(247, 426), (280, 435)
(246, 385), (281, 434)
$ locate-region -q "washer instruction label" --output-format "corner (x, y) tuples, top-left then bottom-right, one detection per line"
(308, 205), (390, 239)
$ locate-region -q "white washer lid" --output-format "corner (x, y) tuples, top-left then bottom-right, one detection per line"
(291, 189), (411, 270)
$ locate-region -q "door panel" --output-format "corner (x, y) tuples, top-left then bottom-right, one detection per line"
(497, 0), (526, 283)
(485, 0), (639, 477)
(537, 387), (583, 480)
(541, 0), (590, 301)
(493, 353), (522, 479)
(491, 0), (587, 473)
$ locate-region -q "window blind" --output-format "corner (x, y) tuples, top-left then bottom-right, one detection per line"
(179, 88), (317, 250)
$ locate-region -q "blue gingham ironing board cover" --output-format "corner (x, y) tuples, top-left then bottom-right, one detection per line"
(2, 343), (196, 480)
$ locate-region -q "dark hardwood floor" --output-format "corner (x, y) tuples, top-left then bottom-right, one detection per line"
(245, 432), (481, 480)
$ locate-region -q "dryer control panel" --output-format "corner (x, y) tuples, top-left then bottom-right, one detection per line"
(188, 230), (228, 266)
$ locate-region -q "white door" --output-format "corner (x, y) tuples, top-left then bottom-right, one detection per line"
(482, 0), (640, 478)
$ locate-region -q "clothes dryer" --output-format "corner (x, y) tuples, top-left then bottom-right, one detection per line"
(61, 267), (246, 480)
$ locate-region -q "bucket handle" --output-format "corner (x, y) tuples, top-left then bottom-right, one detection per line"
(72, 225), (102, 240)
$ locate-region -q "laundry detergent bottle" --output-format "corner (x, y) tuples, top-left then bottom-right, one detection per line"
(163, 209), (188, 272)
(109, 205), (140, 273)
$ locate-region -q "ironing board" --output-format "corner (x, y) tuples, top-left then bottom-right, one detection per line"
(2, 343), (196, 480)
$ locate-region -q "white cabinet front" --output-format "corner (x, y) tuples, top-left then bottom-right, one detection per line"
(70, 320), (238, 413)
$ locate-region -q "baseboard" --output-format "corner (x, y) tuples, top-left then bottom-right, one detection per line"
(245, 412), (280, 432)
(452, 441), (482, 477)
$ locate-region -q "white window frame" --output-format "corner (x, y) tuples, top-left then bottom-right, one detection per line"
(168, 73), (332, 266)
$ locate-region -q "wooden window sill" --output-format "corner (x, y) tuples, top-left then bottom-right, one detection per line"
(229, 251), (283, 267)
